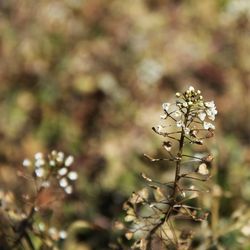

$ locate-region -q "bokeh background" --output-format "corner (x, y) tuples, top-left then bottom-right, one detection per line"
(0, 0), (250, 249)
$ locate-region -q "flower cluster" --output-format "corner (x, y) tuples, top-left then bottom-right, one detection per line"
(0, 151), (77, 249)
(23, 150), (78, 195)
(36, 222), (68, 241)
(155, 86), (217, 145)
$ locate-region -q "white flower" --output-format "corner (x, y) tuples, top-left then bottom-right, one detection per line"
(56, 152), (64, 162)
(204, 122), (215, 130)
(38, 222), (46, 232)
(49, 160), (56, 167)
(241, 224), (250, 237)
(48, 227), (57, 236)
(65, 185), (73, 194)
(204, 101), (215, 108)
(51, 150), (57, 156)
(23, 159), (31, 167)
(59, 230), (68, 239)
(35, 158), (45, 168)
(59, 178), (68, 188)
(205, 101), (217, 121)
(206, 108), (217, 121)
(58, 167), (68, 176)
(65, 155), (74, 167)
(68, 171), (78, 181)
(188, 86), (195, 92)
(35, 168), (45, 177)
(182, 102), (188, 108)
(162, 103), (170, 112)
(198, 112), (206, 121)
(34, 152), (43, 160)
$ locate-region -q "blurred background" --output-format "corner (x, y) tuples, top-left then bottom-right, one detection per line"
(0, 0), (250, 249)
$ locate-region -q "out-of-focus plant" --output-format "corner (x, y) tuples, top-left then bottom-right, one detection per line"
(0, 150), (77, 250)
(123, 86), (217, 249)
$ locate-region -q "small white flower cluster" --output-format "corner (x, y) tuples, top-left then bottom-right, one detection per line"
(197, 100), (217, 130)
(160, 86), (217, 135)
(22, 150), (78, 195)
(50, 150), (78, 194)
(37, 222), (68, 240)
(48, 227), (68, 240)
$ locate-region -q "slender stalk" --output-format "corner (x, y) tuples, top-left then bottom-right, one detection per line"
(172, 107), (190, 200)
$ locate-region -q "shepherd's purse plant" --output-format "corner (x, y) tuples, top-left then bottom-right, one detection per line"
(123, 86), (217, 249)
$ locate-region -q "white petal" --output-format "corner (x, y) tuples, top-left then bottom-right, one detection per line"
(48, 227), (57, 236)
(204, 122), (215, 130)
(68, 171), (78, 181)
(241, 225), (250, 237)
(49, 160), (56, 167)
(34, 152), (43, 160)
(198, 163), (209, 175)
(162, 102), (170, 112)
(38, 223), (46, 231)
(59, 230), (67, 239)
(23, 159), (31, 167)
(198, 112), (206, 121)
(182, 102), (188, 107)
(65, 155), (74, 167)
(205, 101), (215, 108)
(35, 168), (45, 177)
(188, 86), (195, 92)
(35, 159), (45, 168)
(65, 185), (73, 194)
(58, 167), (68, 176)
(59, 178), (68, 188)
(56, 152), (64, 162)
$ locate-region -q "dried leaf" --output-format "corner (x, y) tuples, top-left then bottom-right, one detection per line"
(125, 231), (134, 240)
(113, 221), (125, 231)
(124, 214), (136, 222)
(154, 187), (166, 202)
